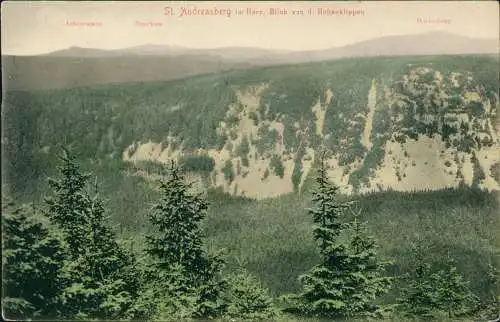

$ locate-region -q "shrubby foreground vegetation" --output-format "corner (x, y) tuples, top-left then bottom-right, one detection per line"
(3, 149), (499, 321)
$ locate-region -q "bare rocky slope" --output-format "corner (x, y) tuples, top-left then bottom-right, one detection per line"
(122, 62), (499, 198)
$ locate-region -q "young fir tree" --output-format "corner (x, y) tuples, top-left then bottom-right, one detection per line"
(44, 149), (139, 319)
(342, 209), (393, 317)
(224, 268), (277, 320)
(483, 262), (500, 319)
(400, 243), (478, 318)
(285, 153), (391, 318)
(144, 162), (227, 319)
(398, 242), (440, 318)
(2, 201), (66, 319)
(44, 148), (92, 257)
(433, 259), (479, 318)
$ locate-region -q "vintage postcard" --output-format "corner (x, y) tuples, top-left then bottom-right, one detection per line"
(2, 1), (499, 321)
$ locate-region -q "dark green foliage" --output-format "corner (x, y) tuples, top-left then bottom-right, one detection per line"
(434, 260), (479, 318)
(3, 80), (237, 198)
(285, 156), (391, 318)
(145, 163), (227, 319)
(423, 71), (435, 83)
(146, 165), (209, 274)
(262, 168), (270, 181)
(222, 160), (235, 183)
(2, 202), (66, 319)
(44, 149), (139, 319)
(291, 161), (303, 192)
(471, 152), (486, 187)
(467, 101), (485, 118)
(254, 124), (279, 155)
(399, 242), (479, 318)
(282, 116), (300, 152)
(130, 264), (199, 320)
(341, 210), (393, 316)
(259, 75), (321, 121)
(180, 154), (215, 173)
(44, 149), (92, 256)
(236, 135), (251, 160)
(457, 134), (477, 152)
(224, 269), (277, 320)
(307, 157), (349, 255)
(482, 263), (500, 319)
(241, 156), (250, 168)
(399, 242), (442, 317)
(201, 185), (498, 309)
(270, 154), (285, 179)
(214, 132), (228, 150)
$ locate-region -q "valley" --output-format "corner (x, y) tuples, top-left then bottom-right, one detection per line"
(2, 53), (499, 320)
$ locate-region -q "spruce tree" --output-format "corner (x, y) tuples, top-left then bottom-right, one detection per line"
(44, 148), (92, 257)
(400, 243), (478, 318)
(144, 162), (226, 319)
(2, 201), (66, 319)
(342, 209), (393, 317)
(224, 268), (277, 320)
(44, 149), (139, 319)
(399, 242), (440, 318)
(483, 263), (500, 319)
(285, 153), (391, 318)
(433, 259), (479, 318)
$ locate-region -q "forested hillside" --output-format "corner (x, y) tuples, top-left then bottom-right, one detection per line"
(2, 54), (499, 321)
(3, 55), (499, 199)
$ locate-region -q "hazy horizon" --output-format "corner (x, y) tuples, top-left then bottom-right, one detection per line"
(13, 30), (500, 56)
(2, 1), (499, 55)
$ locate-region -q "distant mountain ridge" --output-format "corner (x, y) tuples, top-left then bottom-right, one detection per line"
(44, 44), (292, 61)
(43, 31), (498, 61)
(268, 31), (498, 63)
(3, 31), (498, 90)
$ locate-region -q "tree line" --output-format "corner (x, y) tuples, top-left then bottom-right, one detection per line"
(2, 148), (499, 320)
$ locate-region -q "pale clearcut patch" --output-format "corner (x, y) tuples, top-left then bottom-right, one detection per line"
(324, 88), (334, 106)
(122, 77), (499, 198)
(360, 134), (499, 193)
(362, 79), (377, 151)
(311, 98), (325, 137)
(476, 147), (500, 190)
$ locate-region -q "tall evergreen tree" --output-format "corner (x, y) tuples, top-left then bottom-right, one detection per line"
(342, 209), (393, 316)
(285, 152), (391, 318)
(44, 148), (91, 257)
(144, 162), (227, 319)
(44, 149), (139, 319)
(2, 200), (66, 319)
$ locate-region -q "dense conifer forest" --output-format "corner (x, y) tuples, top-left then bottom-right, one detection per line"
(3, 149), (499, 320)
(2, 54), (499, 321)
